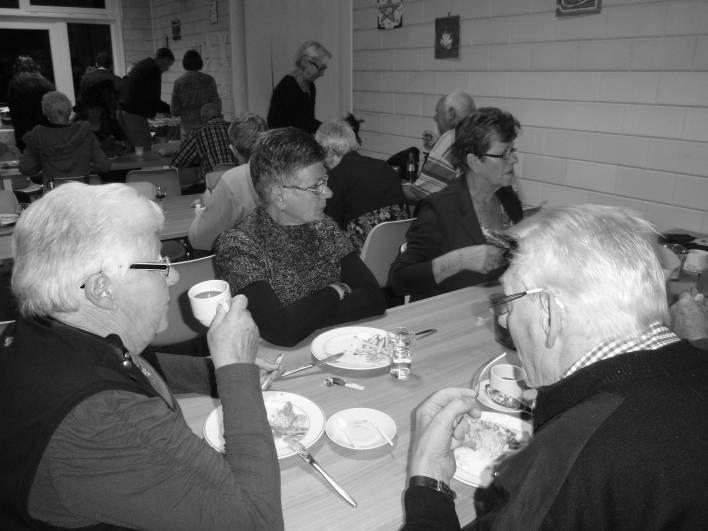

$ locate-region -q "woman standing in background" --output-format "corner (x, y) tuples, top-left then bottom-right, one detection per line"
(7, 56), (55, 152)
(171, 50), (221, 136)
(267, 41), (331, 134)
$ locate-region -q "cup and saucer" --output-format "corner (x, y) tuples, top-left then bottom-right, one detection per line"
(477, 364), (533, 414)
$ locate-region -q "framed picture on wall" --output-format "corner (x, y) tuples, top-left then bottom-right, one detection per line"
(435, 15), (459, 59)
(377, 0), (403, 30)
(556, 0), (601, 17)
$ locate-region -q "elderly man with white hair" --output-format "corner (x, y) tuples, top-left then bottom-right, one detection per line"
(402, 204), (708, 529)
(0, 184), (283, 530)
(316, 120), (407, 251)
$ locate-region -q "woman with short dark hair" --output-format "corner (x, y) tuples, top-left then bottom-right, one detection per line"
(7, 56), (55, 151)
(171, 50), (221, 136)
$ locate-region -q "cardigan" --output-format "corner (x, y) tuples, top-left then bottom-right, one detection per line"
(215, 208), (386, 346)
(403, 340), (708, 530)
(390, 177), (521, 301)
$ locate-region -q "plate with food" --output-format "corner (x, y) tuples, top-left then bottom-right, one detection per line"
(203, 391), (326, 459)
(325, 408), (397, 450)
(311, 326), (392, 370)
(453, 411), (532, 487)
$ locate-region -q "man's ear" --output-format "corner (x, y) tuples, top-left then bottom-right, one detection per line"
(539, 291), (563, 349)
(83, 273), (117, 311)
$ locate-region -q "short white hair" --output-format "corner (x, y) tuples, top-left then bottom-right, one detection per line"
(12, 183), (164, 317)
(504, 204), (668, 340)
(315, 120), (359, 160)
(294, 40), (331, 68)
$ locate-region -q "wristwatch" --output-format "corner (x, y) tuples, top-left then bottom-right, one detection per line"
(408, 475), (456, 501)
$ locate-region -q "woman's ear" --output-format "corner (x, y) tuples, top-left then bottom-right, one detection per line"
(83, 273), (117, 311)
(466, 153), (482, 173)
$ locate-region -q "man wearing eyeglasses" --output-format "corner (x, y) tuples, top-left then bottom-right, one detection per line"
(0, 183), (284, 530)
(403, 204), (708, 529)
(267, 40), (332, 134)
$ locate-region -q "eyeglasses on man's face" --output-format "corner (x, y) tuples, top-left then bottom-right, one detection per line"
(484, 145), (517, 162)
(491, 287), (565, 315)
(281, 175), (329, 195)
(80, 256), (171, 288)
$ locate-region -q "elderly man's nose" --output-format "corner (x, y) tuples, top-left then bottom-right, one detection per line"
(166, 267), (180, 286)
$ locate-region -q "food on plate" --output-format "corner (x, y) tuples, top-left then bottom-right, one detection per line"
(350, 334), (390, 362)
(455, 415), (529, 471)
(268, 401), (309, 439)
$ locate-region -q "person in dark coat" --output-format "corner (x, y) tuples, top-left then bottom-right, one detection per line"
(7, 56), (55, 152)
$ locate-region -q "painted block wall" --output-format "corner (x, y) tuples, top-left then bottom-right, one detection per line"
(126, 0), (234, 120)
(352, 0), (708, 233)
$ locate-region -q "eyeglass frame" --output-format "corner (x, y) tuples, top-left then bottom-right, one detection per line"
(304, 57), (327, 72)
(80, 256), (171, 289)
(483, 146), (517, 162)
(491, 287), (565, 315)
(280, 174), (329, 195)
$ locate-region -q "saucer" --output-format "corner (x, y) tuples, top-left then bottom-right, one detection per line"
(477, 379), (523, 413)
(325, 408), (396, 450)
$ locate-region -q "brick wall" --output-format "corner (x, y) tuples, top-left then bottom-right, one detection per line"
(353, 0), (708, 233)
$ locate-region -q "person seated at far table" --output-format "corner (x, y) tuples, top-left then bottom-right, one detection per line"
(215, 127), (386, 347)
(19, 91), (110, 182)
(390, 107), (523, 302)
(670, 287), (708, 350)
(0, 183), (283, 530)
(188, 112), (267, 251)
(402, 204), (708, 530)
(171, 102), (237, 181)
(316, 120), (408, 251)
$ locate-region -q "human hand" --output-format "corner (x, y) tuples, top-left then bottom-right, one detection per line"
(409, 388), (480, 484)
(422, 130), (438, 151)
(670, 289), (708, 340)
(207, 294), (260, 369)
(458, 244), (505, 274)
(257, 354), (284, 390)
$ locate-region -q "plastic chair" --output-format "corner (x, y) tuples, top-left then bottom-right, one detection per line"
(0, 190), (20, 213)
(124, 181), (156, 199)
(151, 254), (217, 347)
(204, 168), (231, 191)
(212, 162), (238, 173)
(359, 218), (414, 287)
(126, 167), (181, 197)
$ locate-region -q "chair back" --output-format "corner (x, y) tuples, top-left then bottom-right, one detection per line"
(151, 254), (217, 347)
(212, 162), (238, 173)
(123, 181), (156, 199)
(359, 218), (414, 287)
(126, 167), (180, 197)
(0, 189), (20, 213)
(205, 169), (228, 191)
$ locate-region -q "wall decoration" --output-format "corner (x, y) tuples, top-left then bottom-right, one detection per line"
(377, 0), (403, 30)
(435, 15), (459, 59)
(209, 0), (218, 24)
(171, 18), (181, 41)
(556, 0), (601, 17)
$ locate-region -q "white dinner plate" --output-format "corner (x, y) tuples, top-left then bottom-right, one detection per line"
(203, 391), (326, 459)
(0, 214), (18, 227)
(325, 408), (397, 450)
(311, 326), (391, 370)
(453, 412), (533, 488)
(476, 379), (523, 414)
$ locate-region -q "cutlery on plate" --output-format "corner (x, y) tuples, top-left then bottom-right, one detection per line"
(337, 418), (359, 449)
(485, 385), (534, 414)
(280, 352), (345, 378)
(284, 437), (357, 507)
(414, 328), (437, 339)
(325, 377), (365, 391)
(359, 419), (394, 447)
(260, 353), (283, 391)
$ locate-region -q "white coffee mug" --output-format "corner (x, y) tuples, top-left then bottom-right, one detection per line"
(188, 279), (231, 327)
(683, 249), (708, 274)
(489, 364), (526, 401)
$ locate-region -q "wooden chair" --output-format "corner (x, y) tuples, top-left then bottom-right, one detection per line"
(359, 218), (414, 287)
(126, 167), (180, 197)
(151, 254), (217, 347)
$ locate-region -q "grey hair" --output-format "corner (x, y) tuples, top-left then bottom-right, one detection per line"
(504, 204), (669, 341)
(442, 91), (475, 120)
(12, 183), (164, 317)
(294, 40), (332, 68)
(200, 102), (222, 123)
(315, 121), (359, 166)
(228, 112), (267, 160)
(41, 91), (72, 124)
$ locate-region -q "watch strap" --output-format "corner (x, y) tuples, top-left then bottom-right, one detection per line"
(408, 475), (456, 501)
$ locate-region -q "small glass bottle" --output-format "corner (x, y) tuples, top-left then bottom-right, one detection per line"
(406, 152), (417, 183)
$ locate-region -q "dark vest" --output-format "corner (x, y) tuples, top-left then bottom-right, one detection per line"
(0, 318), (161, 530)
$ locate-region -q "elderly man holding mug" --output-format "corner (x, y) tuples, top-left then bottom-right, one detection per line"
(0, 184), (283, 530)
(403, 204), (708, 529)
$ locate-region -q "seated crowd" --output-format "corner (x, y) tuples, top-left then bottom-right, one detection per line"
(3, 56), (707, 529)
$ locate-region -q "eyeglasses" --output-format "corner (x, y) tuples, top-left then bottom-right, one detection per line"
(80, 256), (171, 289)
(281, 175), (329, 195)
(491, 287), (565, 315)
(484, 146), (517, 162)
(305, 57), (327, 72)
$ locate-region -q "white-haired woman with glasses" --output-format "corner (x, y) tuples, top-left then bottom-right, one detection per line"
(215, 127), (386, 347)
(390, 107), (524, 301)
(267, 40), (331, 134)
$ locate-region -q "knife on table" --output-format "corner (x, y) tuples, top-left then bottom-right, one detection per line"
(284, 437), (357, 507)
(280, 352), (344, 378)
